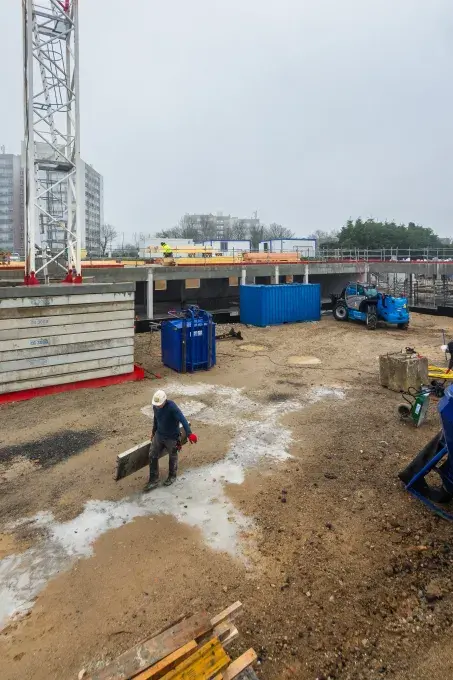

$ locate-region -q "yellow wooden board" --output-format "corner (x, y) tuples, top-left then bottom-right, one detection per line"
(133, 641), (197, 679)
(160, 638), (230, 680)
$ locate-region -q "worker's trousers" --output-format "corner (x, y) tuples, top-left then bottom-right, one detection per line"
(149, 433), (178, 481)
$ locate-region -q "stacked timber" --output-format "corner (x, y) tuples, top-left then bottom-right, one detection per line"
(0, 283), (136, 395)
(242, 251), (299, 263)
(86, 602), (258, 680)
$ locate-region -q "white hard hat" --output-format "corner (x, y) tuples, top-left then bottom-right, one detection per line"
(152, 390), (167, 406)
(441, 345), (448, 352)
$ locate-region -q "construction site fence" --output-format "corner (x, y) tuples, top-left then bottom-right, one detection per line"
(93, 247), (453, 266)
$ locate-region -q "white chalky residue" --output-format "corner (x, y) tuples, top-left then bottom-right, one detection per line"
(0, 382), (344, 629)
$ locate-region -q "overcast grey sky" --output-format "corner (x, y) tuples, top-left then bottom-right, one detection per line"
(1, 0), (452, 238)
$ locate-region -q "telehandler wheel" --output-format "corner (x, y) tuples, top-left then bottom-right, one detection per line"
(333, 302), (348, 321)
(366, 312), (377, 330)
(398, 323), (409, 330)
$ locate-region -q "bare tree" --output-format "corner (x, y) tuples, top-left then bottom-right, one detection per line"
(230, 220), (248, 240)
(100, 223), (118, 256)
(198, 214), (217, 241)
(265, 223), (294, 239)
(307, 229), (339, 244)
(249, 224), (266, 249)
(156, 215), (200, 240)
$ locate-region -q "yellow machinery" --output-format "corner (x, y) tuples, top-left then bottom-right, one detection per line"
(429, 365), (453, 381)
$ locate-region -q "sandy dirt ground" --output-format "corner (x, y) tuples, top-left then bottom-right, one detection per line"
(1, 313), (453, 680)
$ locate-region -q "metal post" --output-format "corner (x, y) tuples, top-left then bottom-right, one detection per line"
(304, 264), (309, 283)
(273, 265), (280, 284)
(24, 0), (36, 275)
(23, 0), (82, 281)
(147, 267), (154, 320)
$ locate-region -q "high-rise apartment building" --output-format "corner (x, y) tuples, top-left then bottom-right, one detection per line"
(0, 152), (22, 252)
(0, 147), (104, 256)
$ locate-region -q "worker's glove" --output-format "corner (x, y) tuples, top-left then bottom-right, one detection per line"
(188, 434), (198, 444)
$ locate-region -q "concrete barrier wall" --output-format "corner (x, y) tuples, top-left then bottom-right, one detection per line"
(0, 283), (135, 393)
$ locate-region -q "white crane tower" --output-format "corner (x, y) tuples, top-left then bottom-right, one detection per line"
(22, 0), (82, 283)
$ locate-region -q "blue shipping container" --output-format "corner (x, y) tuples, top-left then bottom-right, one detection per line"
(240, 283), (321, 326)
(161, 314), (216, 372)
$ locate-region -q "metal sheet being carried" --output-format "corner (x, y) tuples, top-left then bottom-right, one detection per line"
(116, 429), (189, 481)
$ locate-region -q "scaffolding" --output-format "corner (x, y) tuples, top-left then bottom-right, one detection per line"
(369, 271), (453, 309)
(22, 0), (82, 282)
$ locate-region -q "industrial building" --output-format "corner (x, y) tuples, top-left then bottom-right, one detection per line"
(199, 239), (251, 253)
(259, 237), (317, 257)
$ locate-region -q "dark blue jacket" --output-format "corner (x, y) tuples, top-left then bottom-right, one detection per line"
(152, 400), (191, 440)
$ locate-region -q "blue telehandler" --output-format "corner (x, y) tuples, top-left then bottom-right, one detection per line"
(331, 282), (410, 330)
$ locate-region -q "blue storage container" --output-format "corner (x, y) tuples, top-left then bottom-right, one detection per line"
(240, 283), (321, 326)
(161, 308), (216, 372)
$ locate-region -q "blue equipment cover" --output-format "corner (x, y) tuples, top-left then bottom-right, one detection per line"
(161, 307), (216, 373)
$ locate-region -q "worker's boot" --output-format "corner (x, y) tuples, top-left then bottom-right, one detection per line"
(164, 449), (178, 486)
(144, 478), (159, 492)
(144, 457), (159, 492)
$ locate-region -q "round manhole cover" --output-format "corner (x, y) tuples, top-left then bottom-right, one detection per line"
(287, 356), (321, 365)
(238, 344), (267, 352)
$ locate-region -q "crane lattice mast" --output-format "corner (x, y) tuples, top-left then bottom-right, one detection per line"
(22, 0), (82, 283)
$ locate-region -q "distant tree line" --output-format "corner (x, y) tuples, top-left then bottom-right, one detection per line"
(311, 219), (444, 251)
(90, 217), (445, 258)
(156, 215), (294, 249)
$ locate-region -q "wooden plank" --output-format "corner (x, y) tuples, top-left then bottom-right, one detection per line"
(0, 327), (134, 352)
(88, 613), (212, 680)
(215, 625), (238, 648)
(0, 337), (134, 362)
(0, 363), (134, 394)
(222, 650), (257, 680)
(0, 355), (132, 385)
(0, 309), (135, 331)
(0, 345), (134, 373)
(132, 641), (197, 680)
(159, 639), (230, 680)
(115, 428), (189, 481)
(0, 291), (134, 309)
(210, 603), (243, 629)
(0, 300), (134, 320)
(0, 318), (133, 341)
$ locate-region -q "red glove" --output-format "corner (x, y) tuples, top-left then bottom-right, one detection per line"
(188, 433), (198, 444)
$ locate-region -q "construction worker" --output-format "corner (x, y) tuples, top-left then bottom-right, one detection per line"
(160, 241), (173, 258)
(441, 342), (453, 372)
(145, 390), (197, 491)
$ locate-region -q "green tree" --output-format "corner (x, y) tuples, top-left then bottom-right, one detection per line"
(337, 218), (442, 249)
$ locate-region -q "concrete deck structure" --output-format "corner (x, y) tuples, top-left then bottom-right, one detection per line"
(1, 259), (452, 320)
